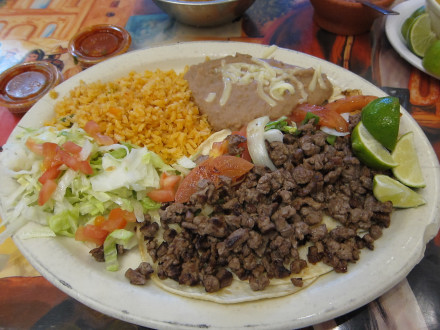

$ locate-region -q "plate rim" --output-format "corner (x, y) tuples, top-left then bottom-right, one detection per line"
(385, 0), (440, 80)
(4, 40), (440, 329)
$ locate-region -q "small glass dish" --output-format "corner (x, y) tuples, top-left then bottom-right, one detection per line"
(68, 24), (132, 69)
(0, 61), (63, 114)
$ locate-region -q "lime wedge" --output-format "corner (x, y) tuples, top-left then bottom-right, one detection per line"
(361, 96), (400, 151)
(391, 132), (426, 188)
(373, 174), (425, 208)
(423, 40), (440, 76)
(401, 5), (426, 42)
(351, 122), (398, 170)
(408, 13), (438, 58)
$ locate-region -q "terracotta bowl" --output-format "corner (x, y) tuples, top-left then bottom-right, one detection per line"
(309, 0), (396, 35)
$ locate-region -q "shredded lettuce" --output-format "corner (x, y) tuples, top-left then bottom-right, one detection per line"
(49, 208), (80, 237)
(103, 229), (135, 271)
(90, 148), (167, 192)
(0, 125), (166, 245)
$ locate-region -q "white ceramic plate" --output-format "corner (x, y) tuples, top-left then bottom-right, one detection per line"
(5, 41), (440, 329)
(385, 0), (440, 80)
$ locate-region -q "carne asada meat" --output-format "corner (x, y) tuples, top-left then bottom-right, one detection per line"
(142, 116), (392, 293)
(125, 262), (154, 285)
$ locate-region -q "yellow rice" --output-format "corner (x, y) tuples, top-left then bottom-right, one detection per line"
(49, 69), (213, 164)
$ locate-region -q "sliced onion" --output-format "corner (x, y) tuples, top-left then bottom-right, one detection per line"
(263, 129), (284, 143)
(247, 116), (277, 171)
(79, 139), (93, 161)
(132, 200), (144, 223)
(320, 126), (350, 136)
(177, 156), (196, 169)
(172, 156), (197, 175)
(340, 112), (350, 122)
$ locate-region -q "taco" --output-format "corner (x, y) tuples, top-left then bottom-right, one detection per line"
(130, 115), (392, 304)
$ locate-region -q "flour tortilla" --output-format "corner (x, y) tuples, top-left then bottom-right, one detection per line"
(137, 215), (339, 304)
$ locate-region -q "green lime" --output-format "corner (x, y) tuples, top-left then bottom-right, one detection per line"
(410, 5), (427, 18)
(401, 6), (426, 42)
(422, 40), (440, 76)
(351, 122), (398, 170)
(391, 132), (426, 188)
(361, 96), (400, 151)
(373, 174), (425, 208)
(408, 13), (438, 57)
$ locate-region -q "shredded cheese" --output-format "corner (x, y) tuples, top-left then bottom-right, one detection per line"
(210, 55), (327, 109)
(216, 58), (297, 107)
(220, 78), (232, 106)
(262, 45), (278, 59)
(308, 65), (327, 92)
(204, 92), (216, 103)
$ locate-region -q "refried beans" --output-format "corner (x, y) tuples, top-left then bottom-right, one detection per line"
(184, 53), (334, 131)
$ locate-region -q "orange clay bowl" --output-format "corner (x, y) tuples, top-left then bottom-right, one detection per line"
(309, 0), (396, 35)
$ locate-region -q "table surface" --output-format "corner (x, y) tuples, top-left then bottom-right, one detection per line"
(1, 0), (440, 329)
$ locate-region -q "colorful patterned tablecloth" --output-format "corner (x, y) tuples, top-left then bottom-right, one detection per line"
(1, 0), (440, 329)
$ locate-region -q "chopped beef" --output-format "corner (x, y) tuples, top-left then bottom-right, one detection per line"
(144, 117), (393, 292)
(249, 273), (270, 291)
(179, 261), (200, 286)
(216, 268), (233, 288)
(90, 246), (104, 262)
(226, 134), (247, 156)
(90, 244), (124, 262)
(291, 277), (304, 287)
(140, 221), (159, 238)
(125, 262), (154, 285)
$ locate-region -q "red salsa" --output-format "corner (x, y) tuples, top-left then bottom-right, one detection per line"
(0, 62), (62, 114)
(68, 24), (131, 68)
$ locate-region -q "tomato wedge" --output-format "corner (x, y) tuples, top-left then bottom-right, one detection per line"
(84, 120), (114, 145)
(98, 208), (136, 230)
(121, 209), (137, 223)
(94, 215), (106, 226)
(38, 165), (61, 184)
(42, 142), (60, 168)
(25, 138), (44, 156)
(148, 172), (181, 203)
(148, 189), (175, 203)
(55, 149), (80, 171)
(84, 120), (101, 135)
(324, 95), (378, 114)
(101, 215), (127, 233)
(62, 141), (82, 155)
(95, 133), (114, 146)
(160, 172), (181, 191)
(174, 155), (254, 203)
(75, 225), (109, 246)
(76, 208), (135, 246)
(38, 179), (57, 206)
(108, 208), (127, 220)
(78, 160), (94, 175)
(289, 103), (349, 132)
(209, 140), (229, 158)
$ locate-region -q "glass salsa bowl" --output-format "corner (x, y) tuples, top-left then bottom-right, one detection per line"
(0, 61), (63, 114)
(68, 24), (132, 69)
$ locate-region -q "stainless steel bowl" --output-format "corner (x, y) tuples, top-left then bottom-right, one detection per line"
(152, 0), (256, 27)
